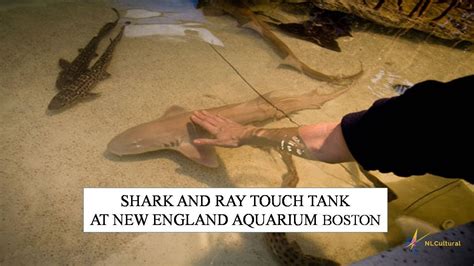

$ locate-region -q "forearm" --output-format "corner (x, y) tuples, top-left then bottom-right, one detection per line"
(242, 127), (311, 158)
(299, 122), (354, 163)
(243, 122), (354, 163)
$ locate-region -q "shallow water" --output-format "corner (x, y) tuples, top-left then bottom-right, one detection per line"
(0, 0), (473, 265)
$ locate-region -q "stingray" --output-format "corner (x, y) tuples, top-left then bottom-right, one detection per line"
(272, 7), (353, 52)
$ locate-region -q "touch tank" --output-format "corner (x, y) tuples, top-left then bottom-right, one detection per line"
(1, 0), (473, 265)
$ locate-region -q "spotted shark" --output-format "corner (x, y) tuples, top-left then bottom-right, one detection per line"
(263, 152), (340, 266)
(264, 232), (339, 266)
(107, 87), (349, 167)
(48, 25), (124, 111)
(56, 8), (120, 90)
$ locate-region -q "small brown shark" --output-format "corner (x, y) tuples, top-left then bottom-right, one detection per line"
(48, 25), (124, 111)
(263, 152), (340, 266)
(107, 87), (349, 167)
(56, 8), (120, 90)
(202, 0), (362, 83)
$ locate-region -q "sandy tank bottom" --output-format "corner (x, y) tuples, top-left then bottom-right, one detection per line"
(0, 0), (473, 265)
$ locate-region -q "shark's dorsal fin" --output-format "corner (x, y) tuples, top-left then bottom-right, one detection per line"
(160, 105), (188, 119)
(100, 72), (111, 80)
(176, 143), (219, 168)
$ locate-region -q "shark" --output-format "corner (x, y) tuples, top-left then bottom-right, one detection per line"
(261, 152), (340, 266)
(56, 8), (120, 90)
(107, 87), (349, 167)
(264, 232), (339, 266)
(48, 25), (125, 111)
(201, 0), (363, 83)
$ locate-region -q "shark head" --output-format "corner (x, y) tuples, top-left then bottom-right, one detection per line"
(48, 93), (68, 110)
(107, 105), (219, 168)
(107, 121), (169, 156)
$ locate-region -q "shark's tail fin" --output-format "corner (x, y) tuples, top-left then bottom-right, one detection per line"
(112, 8), (120, 23)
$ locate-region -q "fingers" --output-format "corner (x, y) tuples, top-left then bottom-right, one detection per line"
(193, 110), (232, 124)
(202, 111), (229, 126)
(191, 110), (231, 131)
(193, 138), (220, 146)
(194, 138), (238, 147)
(198, 110), (220, 125)
(215, 113), (233, 123)
(191, 111), (218, 134)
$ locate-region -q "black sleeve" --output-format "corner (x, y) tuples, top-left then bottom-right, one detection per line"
(341, 75), (473, 182)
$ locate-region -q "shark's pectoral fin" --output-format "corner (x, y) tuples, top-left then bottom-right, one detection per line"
(81, 92), (101, 101)
(176, 143), (219, 168)
(100, 72), (111, 80)
(59, 59), (71, 69)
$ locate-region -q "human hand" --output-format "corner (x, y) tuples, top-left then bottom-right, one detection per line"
(190, 110), (256, 147)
